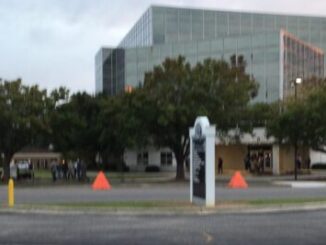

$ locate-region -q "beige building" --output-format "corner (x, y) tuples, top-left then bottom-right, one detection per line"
(215, 128), (309, 175)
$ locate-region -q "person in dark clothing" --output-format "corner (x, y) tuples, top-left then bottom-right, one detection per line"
(244, 153), (251, 171)
(218, 157), (223, 174)
(62, 160), (68, 180)
(76, 158), (81, 181)
(296, 155), (302, 170)
(50, 159), (57, 182)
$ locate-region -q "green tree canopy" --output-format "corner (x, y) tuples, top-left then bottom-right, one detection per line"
(268, 80), (326, 153)
(50, 92), (101, 166)
(0, 79), (67, 180)
(141, 55), (258, 180)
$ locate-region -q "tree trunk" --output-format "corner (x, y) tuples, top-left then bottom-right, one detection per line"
(3, 154), (12, 183)
(175, 154), (185, 180)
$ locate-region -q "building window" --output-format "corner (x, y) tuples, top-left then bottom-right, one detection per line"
(137, 152), (148, 165)
(161, 152), (173, 166)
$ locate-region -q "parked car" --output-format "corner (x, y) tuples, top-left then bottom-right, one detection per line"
(16, 161), (34, 179)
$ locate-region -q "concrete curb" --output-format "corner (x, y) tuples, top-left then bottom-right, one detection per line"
(1, 202), (326, 216)
(273, 181), (326, 188)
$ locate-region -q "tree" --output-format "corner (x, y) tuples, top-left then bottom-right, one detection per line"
(301, 84), (326, 152)
(141, 56), (258, 180)
(267, 79), (326, 179)
(243, 102), (279, 129)
(268, 79), (326, 147)
(98, 91), (150, 170)
(50, 92), (101, 167)
(0, 79), (62, 181)
(97, 95), (126, 169)
(267, 100), (307, 145)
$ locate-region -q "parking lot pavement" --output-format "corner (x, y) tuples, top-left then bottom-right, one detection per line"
(1, 210), (326, 244)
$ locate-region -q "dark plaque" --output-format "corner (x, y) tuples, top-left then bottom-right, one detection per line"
(192, 123), (206, 199)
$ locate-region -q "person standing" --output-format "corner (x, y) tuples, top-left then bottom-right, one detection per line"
(62, 160), (68, 180)
(76, 158), (81, 181)
(296, 154), (302, 170)
(244, 153), (251, 171)
(218, 157), (223, 174)
(67, 160), (74, 179)
(50, 159), (57, 182)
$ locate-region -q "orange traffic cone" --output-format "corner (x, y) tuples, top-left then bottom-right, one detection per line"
(228, 171), (248, 189)
(92, 171), (111, 190)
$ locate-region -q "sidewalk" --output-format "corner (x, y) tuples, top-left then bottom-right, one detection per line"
(214, 170), (326, 184)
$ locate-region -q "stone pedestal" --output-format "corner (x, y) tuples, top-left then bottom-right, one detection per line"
(189, 116), (216, 207)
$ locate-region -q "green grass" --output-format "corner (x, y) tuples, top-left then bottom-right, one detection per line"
(32, 170), (173, 181)
(15, 198), (326, 212)
(33, 169), (52, 179)
(19, 200), (194, 211)
(56, 200), (191, 208)
(88, 171), (172, 179)
(246, 198), (326, 206)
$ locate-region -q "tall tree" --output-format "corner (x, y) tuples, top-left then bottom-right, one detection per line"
(50, 92), (101, 166)
(98, 91), (150, 170)
(268, 80), (326, 153)
(0, 79), (63, 181)
(142, 56), (258, 180)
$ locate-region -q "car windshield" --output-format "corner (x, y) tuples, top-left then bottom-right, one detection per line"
(17, 162), (29, 168)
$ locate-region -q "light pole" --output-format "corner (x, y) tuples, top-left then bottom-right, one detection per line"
(293, 77), (302, 181)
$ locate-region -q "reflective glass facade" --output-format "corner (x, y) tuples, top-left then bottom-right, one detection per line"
(118, 6), (326, 53)
(281, 30), (324, 98)
(119, 8), (153, 48)
(95, 48), (112, 93)
(96, 6), (326, 100)
(95, 48), (125, 95)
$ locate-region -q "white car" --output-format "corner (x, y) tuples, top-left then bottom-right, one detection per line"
(16, 161), (34, 179)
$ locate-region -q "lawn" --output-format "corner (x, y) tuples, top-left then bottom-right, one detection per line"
(21, 169), (175, 185)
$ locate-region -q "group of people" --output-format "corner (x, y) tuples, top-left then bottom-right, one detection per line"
(217, 152), (311, 176)
(244, 152), (271, 174)
(50, 158), (87, 182)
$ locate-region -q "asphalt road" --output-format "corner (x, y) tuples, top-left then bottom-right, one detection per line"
(1, 184), (326, 205)
(1, 210), (326, 244)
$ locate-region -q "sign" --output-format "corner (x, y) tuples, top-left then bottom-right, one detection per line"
(192, 125), (206, 199)
(189, 116), (216, 207)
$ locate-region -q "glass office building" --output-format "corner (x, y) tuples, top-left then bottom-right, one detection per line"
(96, 6), (325, 101)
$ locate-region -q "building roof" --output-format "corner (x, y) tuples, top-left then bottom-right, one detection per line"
(216, 127), (276, 145)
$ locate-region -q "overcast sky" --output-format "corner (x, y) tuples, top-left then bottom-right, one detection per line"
(1, 0), (326, 94)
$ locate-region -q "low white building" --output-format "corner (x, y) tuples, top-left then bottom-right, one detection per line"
(124, 146), (176, 171)
(124, 127), (314, 174)
(310, 150), (326, 166)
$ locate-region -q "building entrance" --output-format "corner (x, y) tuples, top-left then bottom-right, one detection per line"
(247, 145), (273, 174)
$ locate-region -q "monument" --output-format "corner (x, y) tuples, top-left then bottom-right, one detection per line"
(189, 116), (216, 207)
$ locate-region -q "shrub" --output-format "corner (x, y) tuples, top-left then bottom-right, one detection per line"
(105, 163), (130, 172)
(145, 165), (160, 172)
(311, 163), (326, 170)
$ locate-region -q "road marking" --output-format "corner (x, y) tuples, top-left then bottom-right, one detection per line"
(274, 181), (326, 188)
(291, 182), (326, 188)
(203, 231), (213, 243)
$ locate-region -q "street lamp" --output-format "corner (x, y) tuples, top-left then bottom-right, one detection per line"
(294, 78), (302, 98)
(292, 77), (302, 181)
